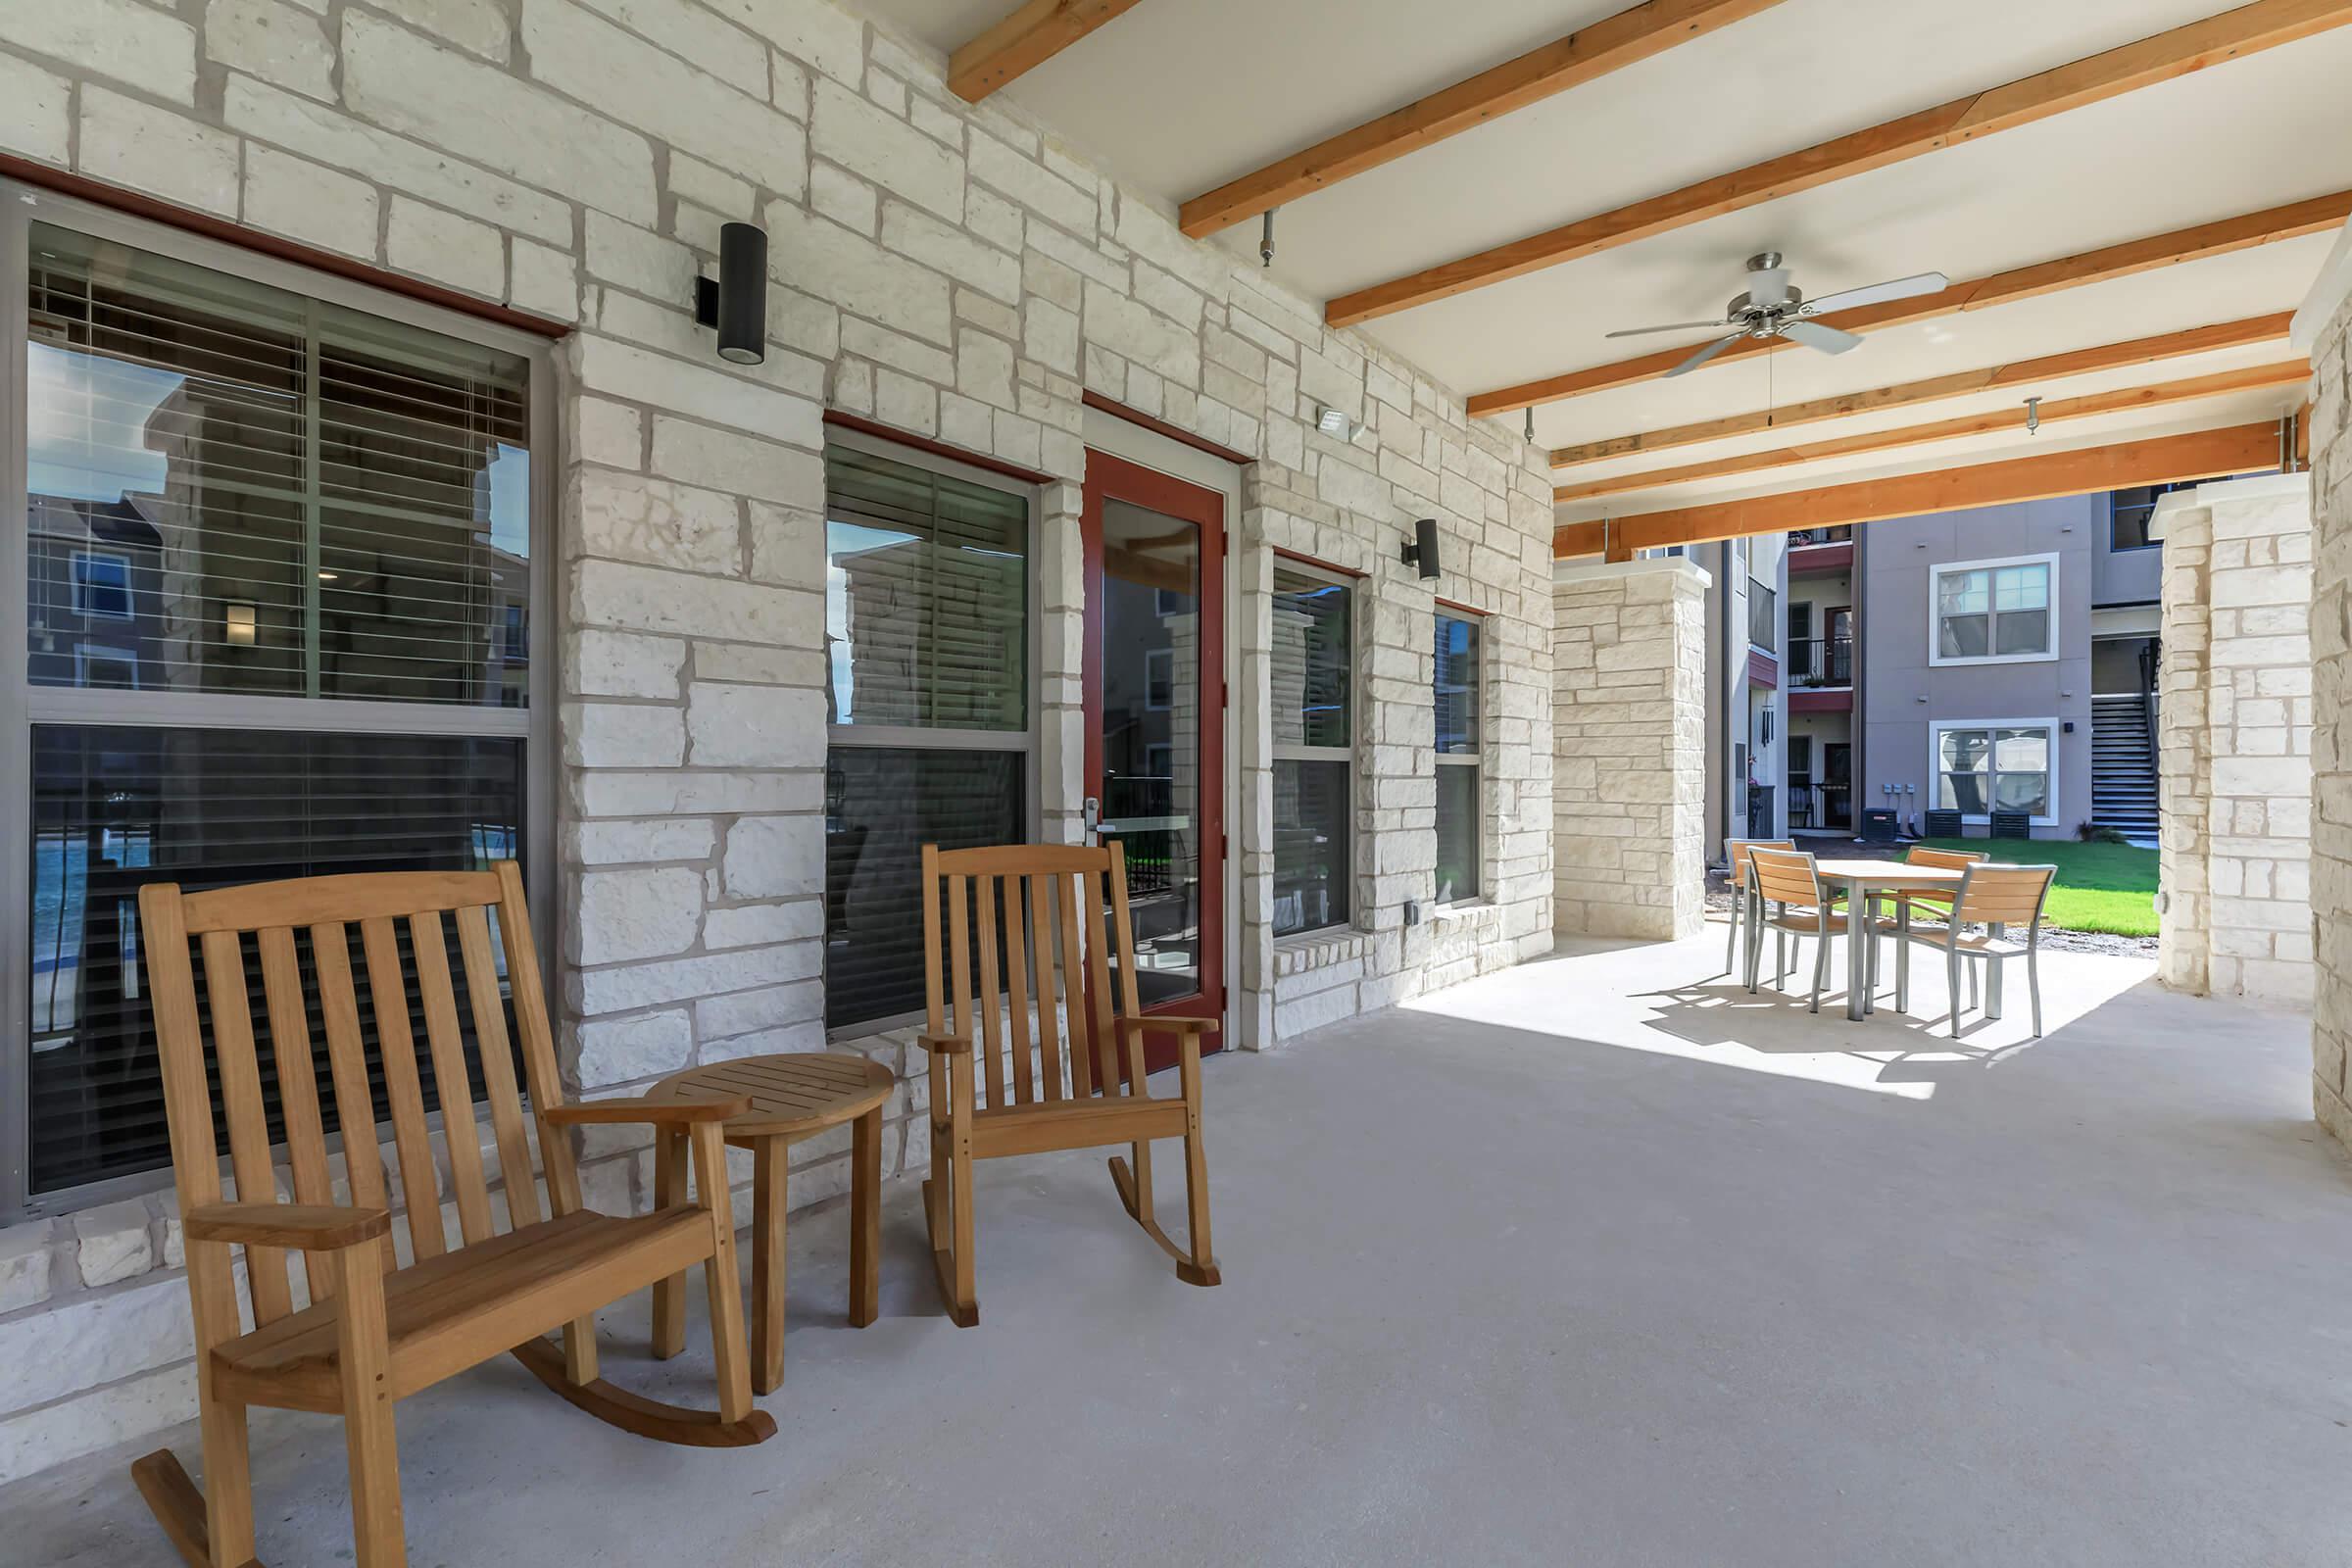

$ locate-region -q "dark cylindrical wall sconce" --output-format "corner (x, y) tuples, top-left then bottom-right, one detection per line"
(1400, 516), (1441, 580)
(694, 220), (767, 365)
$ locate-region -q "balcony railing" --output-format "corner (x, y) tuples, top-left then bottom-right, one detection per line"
(1788, 781), (1853, 832)
(1788, 525), (1854, 547)
(1788, 635), (1853, 688)
(1747, 579), (1777, 653)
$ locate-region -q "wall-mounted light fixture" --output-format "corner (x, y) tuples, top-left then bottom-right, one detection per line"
(223, 603), (257, 647)
(1314, 404), (1356, 440)
(694, 220), (768, 366)
(1400, 516), (1441, 581)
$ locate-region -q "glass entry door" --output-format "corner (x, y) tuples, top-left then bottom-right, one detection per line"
(1082, 451), (1223, 1070)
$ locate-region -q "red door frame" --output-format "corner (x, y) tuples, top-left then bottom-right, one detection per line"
(1081, 450), (1225, 1069)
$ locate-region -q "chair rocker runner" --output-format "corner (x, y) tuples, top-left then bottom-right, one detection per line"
(131, 864), (771, 1568)
(918, 842), (1221, 1327)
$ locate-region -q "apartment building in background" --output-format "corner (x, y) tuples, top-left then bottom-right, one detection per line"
(1779, 488), (2167, 846)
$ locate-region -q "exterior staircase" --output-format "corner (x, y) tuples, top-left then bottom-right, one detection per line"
(2091, 694), (2159, 847)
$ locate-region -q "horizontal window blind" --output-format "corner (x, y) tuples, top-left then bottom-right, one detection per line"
(25, 222), (532, 709)
(824, 748), (1022, 1029)
(27, 726), (526, 1195)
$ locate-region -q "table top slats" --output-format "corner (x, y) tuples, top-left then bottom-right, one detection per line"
(645, 1052), (896, 1139)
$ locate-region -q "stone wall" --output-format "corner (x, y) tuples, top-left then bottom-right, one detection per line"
(1552, 559), (1709, 941)
(2153, 475), (2316, 1005)
(0, 0), (1553, 1480)
(2305, 243), (2352, 1151)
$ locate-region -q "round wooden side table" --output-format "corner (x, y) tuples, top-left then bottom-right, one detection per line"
(645, 1052), (896, 1396)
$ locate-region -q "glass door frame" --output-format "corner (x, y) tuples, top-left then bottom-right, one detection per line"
(1080, 448), (1225, 1067)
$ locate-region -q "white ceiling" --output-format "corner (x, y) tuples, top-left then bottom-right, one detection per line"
(860, 0), (2352, 520)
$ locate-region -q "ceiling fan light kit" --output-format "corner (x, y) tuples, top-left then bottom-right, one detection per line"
(1608, 252), (1949, 378)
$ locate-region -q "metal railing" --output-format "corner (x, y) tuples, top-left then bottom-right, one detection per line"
(1788, 782), (1853, 831)
(1788, 525), (1854, 547)
(1747, 579), (1778, 653)
(1787, 635), (1853, 687)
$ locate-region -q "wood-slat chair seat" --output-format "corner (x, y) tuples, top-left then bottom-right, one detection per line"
(917, 841), (1221, 1327)
(1882, 862), (2058, 1037)
(211, 1208), (710, 1413)
(130, 864), (771, 1568)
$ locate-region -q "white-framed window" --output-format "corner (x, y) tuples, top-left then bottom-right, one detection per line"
(6, 181), (551, 1218)
(1434, 610), (1482, 905)
(1143, 647), (1172, 710)
(822, 435), (1036, 1032)
(1271, 561), (1352, 938)
(1931, 719), (2057, 823)
(1931, 552), (2057, 665)
(70, 551), (132, 620)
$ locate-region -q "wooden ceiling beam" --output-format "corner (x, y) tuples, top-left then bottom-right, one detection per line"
(1552, 362), (2311, 502)
(1549, 312), (2293, 467)
(1471, 189), (2352, 417)
(1176, 0), (1788, 239)
(1331, 0), (2352, 329)
(947, 0), (1148, 103)
(1552, 421), (2286, 556)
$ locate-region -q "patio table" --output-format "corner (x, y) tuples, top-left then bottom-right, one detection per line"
(645, 1052), (896, 1395)
(1810, 860), (1974, 1023)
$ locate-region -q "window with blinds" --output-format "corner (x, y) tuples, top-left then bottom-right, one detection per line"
(1435, 612), (1482, 905)
(11, 207), (541, 1207)
(1271, 564), (1352, 938)
(823, 443), (1031, 1031)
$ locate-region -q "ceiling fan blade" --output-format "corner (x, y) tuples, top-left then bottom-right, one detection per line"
(1604, 319), (1734, 339)
(1782, 318), (1865, 356)
(1800, 270), (1950, 316)
(1665, 331), (1747, 377)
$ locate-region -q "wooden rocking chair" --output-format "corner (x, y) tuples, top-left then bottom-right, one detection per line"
(130, 864), (770, 1568)
(918, 842), (1221, 1326)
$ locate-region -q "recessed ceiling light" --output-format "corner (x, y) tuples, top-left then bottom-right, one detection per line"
(318, 571), (339, 581)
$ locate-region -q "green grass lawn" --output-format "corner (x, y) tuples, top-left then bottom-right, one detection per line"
(1918, 838), (2158, 937)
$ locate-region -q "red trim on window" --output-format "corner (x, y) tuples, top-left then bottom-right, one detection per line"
(821, 410), (1054, 485)
(1788, 688), (1851, 714)
(4, 154), (573, 337)
(1081, 389), (1252, 467)
(1435, 597), (1487, 616)
(1746, 650), (1780, 688)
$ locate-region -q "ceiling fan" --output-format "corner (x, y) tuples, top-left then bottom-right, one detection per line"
(1607, 252), (1951, 377)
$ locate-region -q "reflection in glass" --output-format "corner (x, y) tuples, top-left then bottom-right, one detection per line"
(823, 747), (1023, 1028)
(27, 725), (523, 1194)
(1274, 759), (1349, 936)
(1101, 500), (1200, 1007)
(1435, 765), (1479, 906)
(24, 224), (532, 707)
(1272, 567), (1349, 748)
(826, 446), (1027, 732)
(1435, 612), (1482, 903)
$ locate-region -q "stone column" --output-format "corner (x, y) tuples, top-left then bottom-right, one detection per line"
(2152, 474), (2315, 1004)
(1553, 557), (1709, 940)
(2303, 235), (2352, 1148)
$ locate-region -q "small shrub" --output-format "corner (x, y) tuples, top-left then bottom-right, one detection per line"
(2077, 821), (2132, 846)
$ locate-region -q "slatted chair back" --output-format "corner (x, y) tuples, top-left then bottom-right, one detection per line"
(1951, 863), (2057, 929)
(1727, 838), (1796, 890)
(921, 841), (1145, 1112)
(1905, 845), (1987, 875)
(137, 862), (571, 1344)
(1746, 846), (1826, 909)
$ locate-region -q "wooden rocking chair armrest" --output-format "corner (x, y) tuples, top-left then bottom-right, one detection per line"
(183, 1200), (392, 1252)
(912, 1030), (973, 1054)
(1114, 1014), (1220, 1035)
(541, 1093), (750, 1128)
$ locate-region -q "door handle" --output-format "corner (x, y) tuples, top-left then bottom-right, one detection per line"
(1083, 795), (1101, 842)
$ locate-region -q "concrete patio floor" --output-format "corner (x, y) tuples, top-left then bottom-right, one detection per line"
(9, 927), (2349, 1566)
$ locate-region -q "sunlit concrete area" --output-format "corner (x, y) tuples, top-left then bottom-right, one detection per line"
(7, 930), (2342, 1566)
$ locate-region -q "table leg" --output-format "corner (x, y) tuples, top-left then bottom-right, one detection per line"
(850, 1108), (881, 1329)
(652, 1125), (687, 1360)
(1845, 883), (1867, 1022)
(1985, 922), (2006, 1020)
(753, 1140), (786, 1396)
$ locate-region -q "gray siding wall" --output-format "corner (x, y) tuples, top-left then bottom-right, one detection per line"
(1860, 496), (2099, 837)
